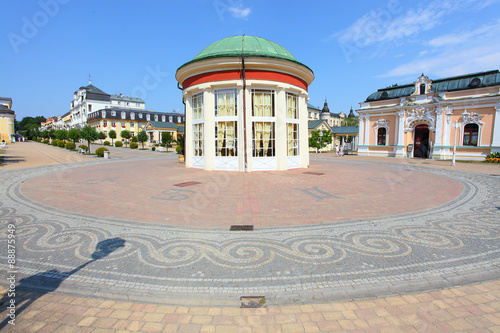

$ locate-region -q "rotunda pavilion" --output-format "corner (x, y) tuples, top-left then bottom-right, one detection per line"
(175, 35), (314, 171)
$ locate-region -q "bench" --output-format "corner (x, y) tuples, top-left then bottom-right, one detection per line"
(0, 142), (7, 149)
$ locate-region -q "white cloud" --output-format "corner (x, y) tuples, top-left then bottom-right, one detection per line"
(335, 0), (497, 62)
(228, 5), (251, 19)
(377, 19), (500, 78)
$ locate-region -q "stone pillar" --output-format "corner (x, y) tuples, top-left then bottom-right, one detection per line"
(363, 115), (370, 145)
(203, 89), (215, 171)
(491, 102), (500, 148)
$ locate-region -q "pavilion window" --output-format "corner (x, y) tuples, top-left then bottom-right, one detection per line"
(463, 124), (478, 146)
(192, 93), (204, 156)
(286, 92), (299, 156)
(215, 89), (237, 156)
(253, 122), (275, 157)
(377, 128), (386, 145)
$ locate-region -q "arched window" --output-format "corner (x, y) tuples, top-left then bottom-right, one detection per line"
(420, 84), (426, 95)
(377, 128), (386, 145)
(463, 124), (478, 146)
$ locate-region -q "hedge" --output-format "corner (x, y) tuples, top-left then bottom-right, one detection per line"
(115, 141), (123, 147)
(95, 147), (109, 157)
(130, 142), (138, 149)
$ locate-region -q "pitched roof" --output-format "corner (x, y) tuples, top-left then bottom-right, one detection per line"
(308, 119), (331, 131)
(366, 70), (500, 102)
(331, 126), (359, 135)
(111, 94), (145, 103)
(146, 121), (179, 129)
(307, 103), (321, 111)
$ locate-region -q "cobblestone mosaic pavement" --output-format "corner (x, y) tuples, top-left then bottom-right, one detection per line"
(1, 154), (499, 306)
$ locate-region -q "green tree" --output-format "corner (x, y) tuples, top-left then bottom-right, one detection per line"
(137, 130), (148, 149)
(98, 131), (106, 141)
(29, 128), (40, 140)
(55, 129), (67, 141)
(161, 132), (173, 151)
(48, 129), (56, 142)
(40, 130), (48, 140)
(80, 126), (99, 153)
(108, 130), (117, 145)
(309, 130), (332, 152)
(67, 128), (80, 144)
(120, 130), (131, 147)
(341, 117), (359, 127)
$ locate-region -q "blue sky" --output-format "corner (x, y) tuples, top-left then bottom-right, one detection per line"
(2, 0), (500, 121)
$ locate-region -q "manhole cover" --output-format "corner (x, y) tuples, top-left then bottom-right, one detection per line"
(240, 296), (266, 308)
(230, 225), (254, 231)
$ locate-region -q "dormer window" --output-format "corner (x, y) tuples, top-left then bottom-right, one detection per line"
(162, 115), (166, 122)
(420, 84), (426, 95)
(139, 113), (143, 119)
(111, 111), (116, 116)
(154, 115), (158, 121)
(146, 114), (150, 121)
(121, 111), (126, 119)
(131, 112), (135, 120)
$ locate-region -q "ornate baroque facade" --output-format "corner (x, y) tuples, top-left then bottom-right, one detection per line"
(357, 70), (500, 160)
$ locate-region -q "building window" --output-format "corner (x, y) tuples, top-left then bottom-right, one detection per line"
(118, 101), (121, 105)
(146, 114), (150, 121)
(154, 115), (158, 121)
(111, 111), (116, 116)
(193, 123), (204, 156)
(111, 121), (116, 127)
(136, 103), (140, 107)
(103, 120), (107, 127)
(215, 121), (237, 156)
(287, 123), (299, 156)
(104, 131), (108, 137)
(252, 90), (274, 117)
(192, 93), (203, 119)
(88, 105), (92, 112)
(121, 121), (125, 127)
(130, 122), (134, 127)
(139, 113), (143, 119)
(131, 112), (135, 120)
(162, 115), (165, 122)
(377, 128), (387, 145)
(215, 89), (237, 116)
(178, 117), (181, 123)
(131, 132), (135, 137)
(420, 84), (426, 95)
(463, 124), (478, 146)
(253, 122), (275, 157)
(169, 116), (173, 122)
(127, 102), (130, 106)
(286, 93), (298, 119)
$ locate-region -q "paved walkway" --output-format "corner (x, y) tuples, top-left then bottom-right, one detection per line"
(0, 142), (499, 332)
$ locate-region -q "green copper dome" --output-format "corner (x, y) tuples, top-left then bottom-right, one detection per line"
(178, 35), (311, 71)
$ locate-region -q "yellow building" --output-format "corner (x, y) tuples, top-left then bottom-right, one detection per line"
(0, 97), (15, 143)
(87, 107), (185, 142)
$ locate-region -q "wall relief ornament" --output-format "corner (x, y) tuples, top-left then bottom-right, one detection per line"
(404, 107), (436, 131)
(461, 110), (484, 126)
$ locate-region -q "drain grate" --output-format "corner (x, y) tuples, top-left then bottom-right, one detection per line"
(303, 172), (324, 176)
(230, 225), (254, 231)
(240, 296), (266, 308)
(174, 181), (201, 187)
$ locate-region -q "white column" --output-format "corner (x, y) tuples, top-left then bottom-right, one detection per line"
(203, 89), (215, 171)
(245, 87), (253, 172)
(363, 115), (370, 145)
(299, 94), (309, 168)
(491, 103), (500, 147)
(275, 88), (287, 171)
(358, 115), (364, 145)
(434, 107), (443, 146)
(397, 110), (405, 146)
(185, 93), (193, 168)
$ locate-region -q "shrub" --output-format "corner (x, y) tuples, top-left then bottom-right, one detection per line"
(57, 140), (65, 148)
(78, 145), (88, 152)
(131, 136), (138, 143)
(103, 141), (110, 146)
(130, 142), (138, 149)
(115, 141), (123, 147)
(95, 147), (109, 157)
(43, 139), (49, 144)
(65, 142), (75, 150)
(52, 139), (60, 146)
(151, 146), (156, 151)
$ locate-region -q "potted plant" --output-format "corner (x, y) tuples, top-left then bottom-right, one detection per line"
(176, 136), (184, 163)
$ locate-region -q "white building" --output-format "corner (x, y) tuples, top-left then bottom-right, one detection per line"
(69, 81), (145, 128)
